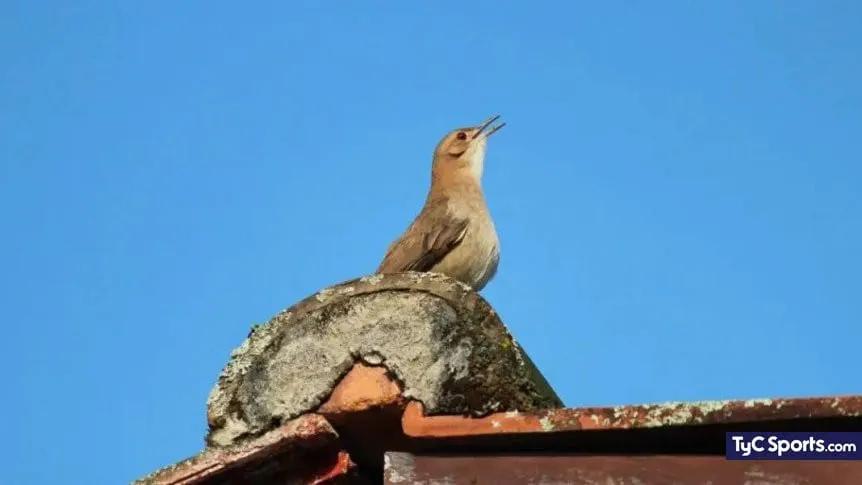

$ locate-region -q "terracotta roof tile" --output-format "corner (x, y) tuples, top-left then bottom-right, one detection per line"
(402, 395), (862, 438)
(135, 414), (354, 485)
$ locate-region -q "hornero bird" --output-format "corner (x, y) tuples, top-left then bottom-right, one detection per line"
(377, 115), (505, 291)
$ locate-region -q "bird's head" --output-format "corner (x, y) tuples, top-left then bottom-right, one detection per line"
(432, 115), (505, 182)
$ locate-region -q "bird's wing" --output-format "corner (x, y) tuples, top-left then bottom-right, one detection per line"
(377, 202), (469, 273)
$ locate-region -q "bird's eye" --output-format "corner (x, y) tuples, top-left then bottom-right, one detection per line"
(456, 132), (467, 140)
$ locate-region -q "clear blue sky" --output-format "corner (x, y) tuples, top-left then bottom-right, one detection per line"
(3, 2), (860, 483)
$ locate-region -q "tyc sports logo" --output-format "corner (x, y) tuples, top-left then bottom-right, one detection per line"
(726, 432), (862, 460)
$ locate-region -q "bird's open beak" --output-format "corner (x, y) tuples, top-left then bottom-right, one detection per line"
(473, 114), (506, 139)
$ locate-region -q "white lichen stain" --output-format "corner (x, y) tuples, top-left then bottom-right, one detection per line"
(315, 288), (335, 302)
(827, 398), (861, 416)
(229, 337), (252, 359)
(455, 280), (473, 292)
(691, 399), (730, 415)
(359, 274), (384, 285)
(491, 420), (501, 428)
(743, 398), (773, 408)
(646, 404), (693, 427)
(539, 415), (555, 431)
(447, 339), (473, 380)
(382, 454), (403, 483)
(277, 306), (293, 317)
(217, 318), (279, 382)
(505, 410), (520, 418)
(485, 400), (502, 412)
(743, 465), (803, 485)
(624, 399), (732, 428)
(361, 351), (384, 365)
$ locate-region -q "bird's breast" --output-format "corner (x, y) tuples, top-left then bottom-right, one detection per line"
(433, 200), (499, 290)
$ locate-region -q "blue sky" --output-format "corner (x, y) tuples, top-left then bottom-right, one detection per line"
(2, 2), (860, 483)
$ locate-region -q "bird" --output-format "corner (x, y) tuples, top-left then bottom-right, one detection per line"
(377, 115), (505, 291)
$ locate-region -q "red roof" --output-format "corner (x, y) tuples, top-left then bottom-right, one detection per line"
(138, 362), (862, 484)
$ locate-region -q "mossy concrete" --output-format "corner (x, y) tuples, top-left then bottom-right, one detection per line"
(206, 272), (562, 447)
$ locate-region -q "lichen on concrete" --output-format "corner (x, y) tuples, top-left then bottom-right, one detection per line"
(206, 272), (562, 447)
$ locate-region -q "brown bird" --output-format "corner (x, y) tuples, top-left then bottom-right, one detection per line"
(377, 115), (505, 290)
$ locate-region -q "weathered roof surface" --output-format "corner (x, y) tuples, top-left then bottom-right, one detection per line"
(137, 273), (862, 483)
(403, 395), (862, 438)
(138, 380), (862, 483)
(206, 272), (561, 448)
(384, 452), (862, 485)
(401, 394), (862, 459)
(134, 414), (356, 485)
(389, 395), (862, 484)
